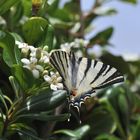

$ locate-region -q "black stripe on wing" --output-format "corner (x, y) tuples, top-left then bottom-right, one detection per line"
(50, 51), (69, 81)
(70, 51), (78, 87)
(92, 75), (124, 90)
(78, 58), (92, 85)
(92, 66), (124, 90)
(90, 63), (108, 84)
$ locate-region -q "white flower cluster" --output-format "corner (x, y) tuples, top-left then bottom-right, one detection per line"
(44, 71), (63, 91)
(15, 41), (63, 91)
(60, 38), (89, 53)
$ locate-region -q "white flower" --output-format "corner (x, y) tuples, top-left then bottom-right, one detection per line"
(21, 58), (30, 65)
(50, 83), (63, 91)
(44, 71), (63, 91)
(74, 38), (89, 47)
(15, 41), (30, 55)
(35, 65), (44, 72)
(29, 47), (37, 57)
(32, 69), (40, 79)
(21, 57), (43, 79)
(60, 38), (89, 53)
(39, 50), (49, 63)
(15, 41), (28, 49)
(60, 43), (71, 53)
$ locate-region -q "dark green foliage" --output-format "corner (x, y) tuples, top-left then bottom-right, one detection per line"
(0, 0), (139, 140)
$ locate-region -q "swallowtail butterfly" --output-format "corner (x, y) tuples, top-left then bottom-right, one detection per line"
(50, 50), (124, 111)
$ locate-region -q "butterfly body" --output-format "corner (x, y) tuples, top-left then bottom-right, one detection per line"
(50, 50), (124, 110)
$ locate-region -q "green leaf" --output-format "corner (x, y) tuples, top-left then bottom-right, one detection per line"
(49, 17), (73, 29)
(0, 113), (4, 136)
(22, 17), (48, 45)
(95, 134), (121, 140)
(54, 125), (90, 139)
(54, 129), (77, 137)
(9, 1), (23, 26)
(0, 31), (16, 67)
(118, 92), (129, 134)
(0, 89), (8, 115)
(15, 89), (67, 115)
(44, 24), (54, 51)
(94, 7), (117, 16)
(8, 123), (42, 140)
(119, 0), (137, 4)
(15, 113), (69, 122)
(99, 88), (127, 139)
(133, 118), (140, 140)
(11, 65), (36, 91)
(49, 9), (73, 22)
(89, 27), (113, 46)
(38, 24), (54, 51)
(64, 0), (80, 15)
(37, 0), (49, 16)
(71, 124), (90, 140)
(0, 0), (19, 15)
(22, 0), (32, 16)
(101, 86), (130, 136)
(11, 32), (23, 42)
(46, 0), (59, 14)
(9, 76), (21, 99)
(88, 106), (116, 136)
(100, 52), (132, 80)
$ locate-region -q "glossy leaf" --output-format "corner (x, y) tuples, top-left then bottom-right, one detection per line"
(11, 65), (36, 91)
(15, 89), (67, 115)
(95, 134), (121, 140)
(46, 0), (59, 13)
(9, 76), (21, 99)
(8, 123), (41, 140)
(99, 86), (129, 139)
(22, 0), (32, 16)
(38, 24), (54, 51)
(89, 27), (113, 47)
(0, 0), (19, 15)
(9, 1), (23, 26)
(15, 113), (69, 122)
(54, 125), (90, 139)
(0, 31), (16, 67)
(87, 106), (116, 136)
(22, 17), (48, 45)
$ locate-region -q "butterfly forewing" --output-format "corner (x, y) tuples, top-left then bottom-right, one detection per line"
(76, 57), (124, 91)
(50, 50), (73, 90)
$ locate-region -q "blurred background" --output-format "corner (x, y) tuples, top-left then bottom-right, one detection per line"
(61, 0), (140, 59)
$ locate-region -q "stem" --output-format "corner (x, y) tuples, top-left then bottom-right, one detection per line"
(1, 117), (9, 137)
(41, 104), (64, 139)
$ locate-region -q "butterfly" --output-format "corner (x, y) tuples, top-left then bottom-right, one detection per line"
(50, 50), (124, 111)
